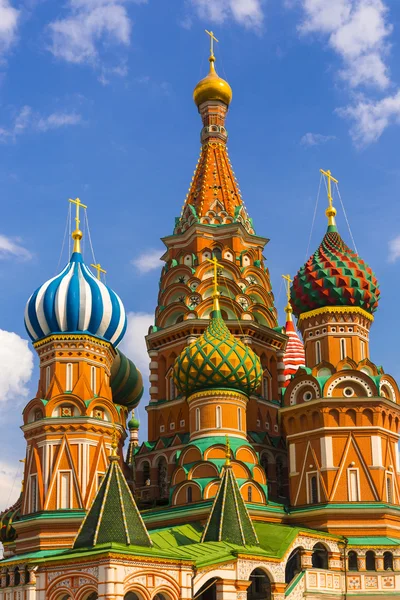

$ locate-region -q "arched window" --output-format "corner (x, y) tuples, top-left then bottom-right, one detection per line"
(340, 338), (346, 360)
(30, 474), (38, 513)
(24, 566), (30, 584)
(285, 548), (302, 583)
(157, 457), (168, 499)
(315, 341), (321, 364)
(142, 461), (150, 486)
(310, 475), (318, 504)
(187, 486), (193, 503)
(168, 374), (176, 400)
(90, 366), (97, 395)
(276, 456), (284, 497)
(66, 363), (73, 391)
(124, 593), (140, 600)
(387, 475), (393, 503)
(247, 569), (271, 600)
(312, 543), (328, 569)
(45, 366), (51, 390)
(14, 567), (20, 586)
(216, 406), (222, 429)
(212, 247), (222, 261)
(360, 341), (365, 360)
(247, 486), (252, 502)
(348, 551), (358, 571)
(366, 550), (376, 571)
(5, 570), (10, 587)
(195, 408), (201, 431)
(384, 551), (394, 571)
(238, 407), (242, 430)
(262, 374), (270, 400)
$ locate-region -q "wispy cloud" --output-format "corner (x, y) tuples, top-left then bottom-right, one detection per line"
(0, 459), (23, 512)
(0, 234), (32, 260)
(300, 132), (336, 146)
(0, 0), (20, 61)
(131, 249), (162, 274)
(119, 311), (153, 375)
(388, 235), (400, 263)
(0, 330), (34, 406)
(296, 0), (400, 147)
(189, 0), (264, 30)
(0, 106), (82, 142)
(47, 0), (146, 75)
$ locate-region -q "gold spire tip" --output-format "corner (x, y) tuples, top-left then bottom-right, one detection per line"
(69, 197), (87, 253)
(110, 426), (119, 459)
(205, 29), (219, 59)
(91, 263), (107, 281)
(320, 169), (338, 228)
(206, 256), (223, 313)
(225, 435), (231, 467)
(282, 274), (293, 321)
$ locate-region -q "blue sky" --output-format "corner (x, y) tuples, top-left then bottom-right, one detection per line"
(1, 0), (400, 509)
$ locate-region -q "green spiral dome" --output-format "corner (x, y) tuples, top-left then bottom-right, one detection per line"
(173, 308), (262, 397)
(110, 350), (143, 409)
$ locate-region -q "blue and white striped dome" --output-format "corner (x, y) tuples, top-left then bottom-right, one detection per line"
(24, 251), (127, 347)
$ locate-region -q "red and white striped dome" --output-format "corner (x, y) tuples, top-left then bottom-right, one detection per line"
(283, 317), (305, 387)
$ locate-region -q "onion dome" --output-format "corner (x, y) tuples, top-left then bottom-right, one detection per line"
(111, 350), (143, 409)
(24, 217), (127, 347)
(128, 414), (140, 430)
(291, 225), (379, 317)
(193, 54), (232, 107)
(0, 495), (21, 544)
(173, 296), (262, 397)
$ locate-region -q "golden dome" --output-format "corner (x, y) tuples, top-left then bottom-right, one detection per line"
(193, 55), (232, 107)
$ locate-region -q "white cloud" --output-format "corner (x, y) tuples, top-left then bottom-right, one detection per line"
(131, 249), (162, 274)
(0, 459), (22, 512)
(0, 234), (32, 260)
(338, 90), (400, 146)
(190, 0), (264, 30)
(298, 0), (392, 90)
(47, 0), (146, 68)
(300, 132), (336, 146)
(388, 235), (400, 263)
(119, 311), (152, 376)
(0, 330), (34, 407)
(0, 0), (19, 61)
(0, 106), (82, 142)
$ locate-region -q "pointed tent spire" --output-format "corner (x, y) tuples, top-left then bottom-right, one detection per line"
(74, 430), (152, 549)
(282, 274), (305, 387)
(201, 437), (259, 546)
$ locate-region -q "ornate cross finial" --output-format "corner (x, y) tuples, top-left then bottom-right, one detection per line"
(206, 255), (224, 312)
(320, 169), (338, 228)
(282, 274), (293, 321)
(205, 29), (219, 57)
(91, 262), (107, 281)
(69, 197), (87, 253)
(225, 435), (231, 467)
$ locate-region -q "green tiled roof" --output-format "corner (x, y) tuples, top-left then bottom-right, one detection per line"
(74, 456), (152, 549)
(202, 463), (259, 546)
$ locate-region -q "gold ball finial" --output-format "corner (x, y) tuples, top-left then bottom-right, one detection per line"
(72, 229), (83, 241)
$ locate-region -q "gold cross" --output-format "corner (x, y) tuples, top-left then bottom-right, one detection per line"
(205, 29), (219, 56)
(320, 169), (338, 212)
(282, 274), (292, 302)
(69, 197), (87, 231)
(91, 263), (107, 280)
(206, 255), (223, 297)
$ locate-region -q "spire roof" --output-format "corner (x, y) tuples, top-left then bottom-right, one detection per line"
(74, 453), (152, 549)
(201, 453), (259, 546)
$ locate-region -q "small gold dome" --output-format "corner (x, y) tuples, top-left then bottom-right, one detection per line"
(193, 55), (232, 107)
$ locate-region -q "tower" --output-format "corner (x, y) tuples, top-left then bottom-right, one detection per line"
(136, 34), (288, 505)
(281, 171), (400, 538)
(16, 200), (143, 554)
(281, 274), (305, 388)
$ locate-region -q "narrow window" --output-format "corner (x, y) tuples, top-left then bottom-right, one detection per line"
(216, 406), (222, 428)
(59, 472), (71, 509)
(195, 408), (200, 432)
(45, 366), (51, 390)
(310, 475), (318, 503)
(340, 338), (346, 360)
(90, 366), (97, 395)
(349, 469), (359, 501)
(238, 408), (242, 430)
(366, 551), (376, 571)
(315, 341), (321, 364)
(384, 552), (394, 571)
(263, 376), (269, 400)
(187, 486), (193, 503)
(247, 486), (252, 502)
(66, 363), (73, 391)
(30, 474), (38, 513)
(387, 475), (393, 503)
(360, 341), (365, 360)
(169, 376), (175, 400)
(348, 551), (358, 571)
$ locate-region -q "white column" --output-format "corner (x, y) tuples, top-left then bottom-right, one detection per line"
(320, 437), (333, 468)
(371, 436), (382, 467)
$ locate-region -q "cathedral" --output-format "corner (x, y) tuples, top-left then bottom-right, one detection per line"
(1, 34), (400, 600)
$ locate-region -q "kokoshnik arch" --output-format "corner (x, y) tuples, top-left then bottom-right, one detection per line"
(1, 30), (400, 600)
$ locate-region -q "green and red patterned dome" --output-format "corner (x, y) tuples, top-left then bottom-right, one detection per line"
(290, 224), (380, 317)
(173, 301), (262, 398)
